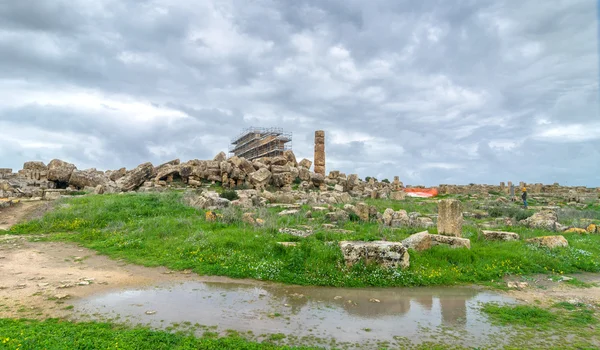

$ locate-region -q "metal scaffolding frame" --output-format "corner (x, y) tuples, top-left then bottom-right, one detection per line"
(230, 127), (292, 161)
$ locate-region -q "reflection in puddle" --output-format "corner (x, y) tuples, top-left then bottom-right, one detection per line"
(73, 281), (515, 347)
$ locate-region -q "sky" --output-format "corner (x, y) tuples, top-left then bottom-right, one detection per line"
(0, 0), (598, 187)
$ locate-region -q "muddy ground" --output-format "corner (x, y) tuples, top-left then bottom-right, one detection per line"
(1, 201), (599, 321)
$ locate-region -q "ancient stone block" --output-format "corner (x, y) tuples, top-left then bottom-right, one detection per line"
(437, 199), (463, 237)
(339, 241), (410, 269)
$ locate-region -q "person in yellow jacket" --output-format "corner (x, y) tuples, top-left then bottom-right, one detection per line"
(521, 187), (527, 209)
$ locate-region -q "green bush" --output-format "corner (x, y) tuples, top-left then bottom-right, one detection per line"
(220, 190), (239, 201)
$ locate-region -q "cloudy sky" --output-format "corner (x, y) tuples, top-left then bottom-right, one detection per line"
(0, 0), (598, 186)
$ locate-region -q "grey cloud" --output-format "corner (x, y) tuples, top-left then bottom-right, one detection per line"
(0, 0), (598, 186)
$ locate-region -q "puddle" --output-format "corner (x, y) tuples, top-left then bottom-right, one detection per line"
(73, 281), (516, 348)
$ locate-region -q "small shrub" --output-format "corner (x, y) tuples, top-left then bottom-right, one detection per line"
(293, 177), (302, 185)
(381, 179), (390, 184)
(220, 190), (239, 201)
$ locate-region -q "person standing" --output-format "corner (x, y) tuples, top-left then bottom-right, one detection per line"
(521, 187), (528, 209)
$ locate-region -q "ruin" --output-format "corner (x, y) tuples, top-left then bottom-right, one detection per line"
(314, 130), (325, 176)
(229, 127), (292, 161)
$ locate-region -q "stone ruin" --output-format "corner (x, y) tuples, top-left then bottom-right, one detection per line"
(0, 151), (409, 204)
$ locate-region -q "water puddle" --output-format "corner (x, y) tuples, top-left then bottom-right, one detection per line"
(73, 281), (516, 348)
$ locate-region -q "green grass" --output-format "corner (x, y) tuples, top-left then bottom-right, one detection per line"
(482, 302), (598, 329)
(0, 318), (316, 349)
(7, 192), (600, 288)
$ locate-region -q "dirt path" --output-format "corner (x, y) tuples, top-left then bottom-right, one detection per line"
(504, 273), (600, 306)
(0, 200), (50, 231)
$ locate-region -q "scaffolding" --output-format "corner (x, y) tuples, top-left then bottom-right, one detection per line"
(230, 127), (292, 161)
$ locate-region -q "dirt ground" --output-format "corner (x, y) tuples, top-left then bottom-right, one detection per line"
(1, 200), (600, 321)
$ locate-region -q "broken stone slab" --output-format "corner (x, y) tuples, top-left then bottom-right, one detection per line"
(525, 235), (568, 249)
(401, 231), (471, 251)
(117, 162), (154, 192)
(481, 230), (520, 241)
(278, 209), (299, 216)
(43, 189), (67, 201)
(338, 241), (410, 269)
(278, 227), (313, 237)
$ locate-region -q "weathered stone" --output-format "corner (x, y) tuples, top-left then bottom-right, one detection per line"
(334, 184), (344, 192)
(314, 130), (325, 176)
(389, 191), (406, 201)
(183, 191), (230, 210)
(525, 235), (568, 249)
(278, 209), (299, 216)
(354, 202), (370, 221)
(271, 156), (288, 166)
(271, 164), (291, 174)
(69, 169), (109, 189)
(339, 241), (409, 269)
(401, 231), (471, 251)
(310, 173), (325, 186)
(437, 199), (463, 237)
(47, 159), (77, 183)
(213, 151), (227, 162)
(116, 162), (153, 192)
(250, 168), (272, 188)
(283, 150), (298, 166)
(279, 227), (313, 237)
(272, 172), (294, 187)
(564, 227), (588, 234)
(23, 161), (47, 171)
(481, 230), (520, 241)
(587, 224), (598, 233)
(43, 189), (66, 201)
(298, 158), (312, 169)
(415, 217), (435, 228)
(519, 210), (563, 231)
(109, 168), (127, 181)
(94, 185), (105, 195)
(325, 210), (349, 222)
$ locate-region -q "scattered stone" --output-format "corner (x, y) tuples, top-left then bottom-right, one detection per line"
(481, 230), (520, 241)
(145, 310), (157, 315)
(15, 284), (27, 289)
(278, 227), (313, 238)
(526, 236), (568, 249)
(37, 283), (49, 287)
(255, 218), (265, 226)
(369, 298), (381, 303)
(334, 296), (343, 300)
(77, 281), (90, 286)
(560, 276), (573, 282)
(277, 242), (298, 247)
(437, 199), (463, 237)
(564, 227), (588, 234)
(507, 282), (529, 289)
(339, 241), (410, 269)
(278, 209), (299, 216)
(401, 231), (471, 251)
(54, 293), (70, 300)
(587, 224), (598, 233)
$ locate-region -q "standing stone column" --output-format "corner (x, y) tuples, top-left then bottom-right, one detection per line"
(437, 199), (463, 237)
(508, 182), (514, 196)
(314, 130), (326, 176)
